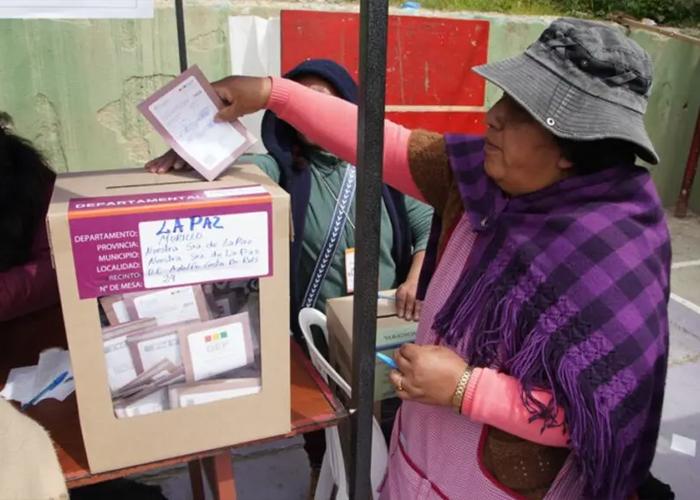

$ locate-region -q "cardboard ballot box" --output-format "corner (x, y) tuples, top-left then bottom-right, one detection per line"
(46, 165), (291, 473)
(326, 291), (418, 402)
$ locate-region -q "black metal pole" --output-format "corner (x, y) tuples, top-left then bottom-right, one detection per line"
(349, 0), (390, 498)
(174, 0), (188, 72)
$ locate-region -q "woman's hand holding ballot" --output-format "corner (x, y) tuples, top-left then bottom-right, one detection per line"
(211, 76), (272, 123)
(389, 343), (468, 408)
(147, 75), (272, 174)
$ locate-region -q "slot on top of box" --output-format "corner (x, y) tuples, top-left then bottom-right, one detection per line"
(106, 179), (201, 190)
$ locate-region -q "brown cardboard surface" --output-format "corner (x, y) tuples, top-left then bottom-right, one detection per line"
(46, 165), (291, 473)
(327, 291), (417, 401)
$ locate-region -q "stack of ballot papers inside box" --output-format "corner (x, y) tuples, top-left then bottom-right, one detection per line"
(97, 281), (262, 419)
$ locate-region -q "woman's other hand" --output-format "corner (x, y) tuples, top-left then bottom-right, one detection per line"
(395, 278), (421, 321)
(389, 343), (467, 407)
(213, 76), (273, 123)
(145, 149), (189, 174)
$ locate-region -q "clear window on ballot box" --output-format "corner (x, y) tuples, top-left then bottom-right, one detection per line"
(97, 280), (261, 418)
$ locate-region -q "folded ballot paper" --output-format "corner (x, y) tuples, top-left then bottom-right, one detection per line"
(0, 348), (74, 406)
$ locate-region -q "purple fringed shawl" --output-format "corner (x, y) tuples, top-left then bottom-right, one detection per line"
(418, 134), (671, 499)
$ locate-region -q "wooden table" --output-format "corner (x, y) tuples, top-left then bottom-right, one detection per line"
(0, 306), (347, 500)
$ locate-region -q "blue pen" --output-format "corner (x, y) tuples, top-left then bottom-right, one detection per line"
(377, 294), (396, 301)
(21, 371), (71, 412)
(376, 352), (398, 370)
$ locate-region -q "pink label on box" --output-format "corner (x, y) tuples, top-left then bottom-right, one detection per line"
(68, 186), (273, 299)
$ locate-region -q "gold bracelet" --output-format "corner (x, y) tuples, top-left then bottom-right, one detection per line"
(452, 366), (474, 415)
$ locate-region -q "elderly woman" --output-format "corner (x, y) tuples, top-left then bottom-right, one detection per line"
(152, 18), (671, 500)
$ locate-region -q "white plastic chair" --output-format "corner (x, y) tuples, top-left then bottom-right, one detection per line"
(298, 308), (389, 500)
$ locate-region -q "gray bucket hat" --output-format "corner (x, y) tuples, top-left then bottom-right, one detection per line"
(473, 17), (659, 165)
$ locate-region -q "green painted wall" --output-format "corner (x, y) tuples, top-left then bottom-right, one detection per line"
(1, 2), (699, 210)
(633, 30), (700, 212)
(0, 4), (231, 173)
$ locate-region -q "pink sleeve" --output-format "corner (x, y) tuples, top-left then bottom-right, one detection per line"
(0, 220), (59, 323)
(461, 368), (569, 448)
(266, 77), (424, 201)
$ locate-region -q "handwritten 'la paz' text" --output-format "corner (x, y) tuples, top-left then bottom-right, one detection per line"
(156, 215), (224, 235)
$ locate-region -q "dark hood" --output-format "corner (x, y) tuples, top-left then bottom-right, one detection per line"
(261, 59), (357, 171)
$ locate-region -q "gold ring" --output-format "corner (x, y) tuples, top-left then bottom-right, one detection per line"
(397, 375), (404, 392)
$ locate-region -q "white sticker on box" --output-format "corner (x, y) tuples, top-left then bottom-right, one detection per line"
(139, 212), (270, 289)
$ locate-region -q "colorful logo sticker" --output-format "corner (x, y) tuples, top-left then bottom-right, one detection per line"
(204, 331), (229, 343)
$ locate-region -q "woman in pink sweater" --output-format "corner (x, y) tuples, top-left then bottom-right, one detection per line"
(149, 18), (673, 500)
(0, 113), (59, 323)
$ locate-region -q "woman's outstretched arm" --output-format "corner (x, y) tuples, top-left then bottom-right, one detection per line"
(266, 78), (455, 215)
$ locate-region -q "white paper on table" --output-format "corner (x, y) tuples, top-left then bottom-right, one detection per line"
(0, 366), (37, 404)
(48, 376), (75, 402)
(0, 348), (74, 405)
(228, 16), (281, 154)
(33, 348), (74, 403)
(0, 0), (154, 19)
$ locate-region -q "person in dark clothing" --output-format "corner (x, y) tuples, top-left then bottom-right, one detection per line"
(70, 479), (169, 500)
(0, 111), (59, 322)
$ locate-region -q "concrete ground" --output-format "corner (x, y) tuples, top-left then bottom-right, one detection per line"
(650, 211), (700, 500)
(138, 211), (700, 500)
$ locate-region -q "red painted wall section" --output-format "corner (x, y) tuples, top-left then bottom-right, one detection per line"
(281, 10), (489, 135)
